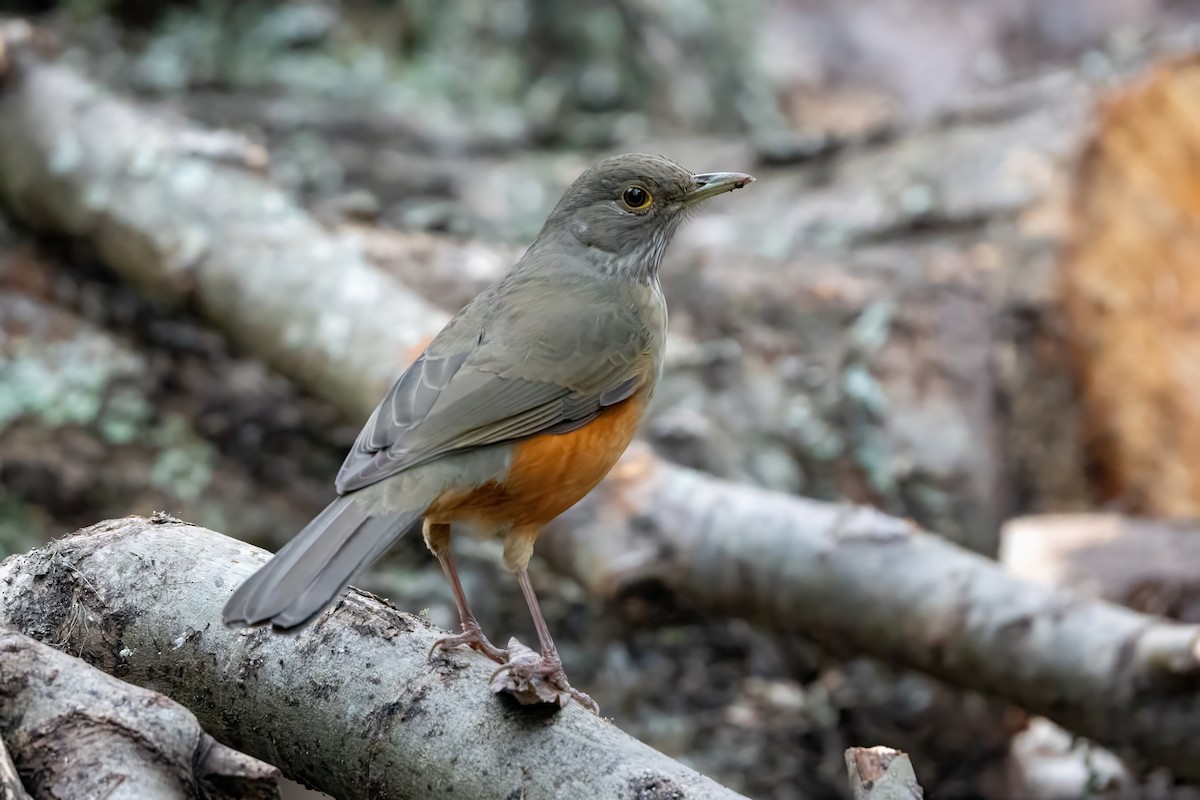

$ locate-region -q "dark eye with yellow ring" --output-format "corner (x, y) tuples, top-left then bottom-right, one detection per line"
(622, 185), (651, 210)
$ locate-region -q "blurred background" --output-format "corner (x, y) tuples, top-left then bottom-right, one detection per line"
(4, 0), (1200, 797)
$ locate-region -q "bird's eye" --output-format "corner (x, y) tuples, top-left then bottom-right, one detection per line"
(621, 185), (651, 210)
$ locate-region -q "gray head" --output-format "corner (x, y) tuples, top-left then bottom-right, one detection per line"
(533, 153), (754, 281)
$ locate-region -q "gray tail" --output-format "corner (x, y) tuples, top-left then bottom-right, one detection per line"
(222, 496), (421, 630)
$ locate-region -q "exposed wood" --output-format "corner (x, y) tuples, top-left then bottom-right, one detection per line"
(0, 628), (280, 800)
(0, 517), (750, 800)
(844, 746), (924, 800)
(1063, 56), (1200, 516)
(1002, 514), (1200, 622)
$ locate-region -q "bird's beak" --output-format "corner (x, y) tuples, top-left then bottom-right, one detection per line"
(685, 171), (756, 205)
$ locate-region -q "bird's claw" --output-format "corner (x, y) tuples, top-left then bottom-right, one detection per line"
(429, 619), (508, 664)
(489, 638), (599, 714)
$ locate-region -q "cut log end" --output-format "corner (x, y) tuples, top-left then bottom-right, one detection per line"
(1064, 55), (1200, 517)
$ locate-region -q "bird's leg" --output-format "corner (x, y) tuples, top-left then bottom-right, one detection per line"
(430, 549), (509, 663)
(491, 566), (599, 714)
(424, 522), (507, 664)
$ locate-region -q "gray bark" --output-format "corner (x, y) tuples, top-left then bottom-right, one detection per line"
(0, 628), (280, 800)
(537, 443), (1200, 780)
(0, 32), (446, 420)
(0, 516), (750, 800)
(844, 747), (923, 800)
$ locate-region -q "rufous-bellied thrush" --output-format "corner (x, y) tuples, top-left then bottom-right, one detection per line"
(224, 154), (755, 711)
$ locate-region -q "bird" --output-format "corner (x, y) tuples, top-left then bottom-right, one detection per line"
(222, 153), (754, 711)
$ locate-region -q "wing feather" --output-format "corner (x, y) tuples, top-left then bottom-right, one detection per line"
(335, 283), (661, 494)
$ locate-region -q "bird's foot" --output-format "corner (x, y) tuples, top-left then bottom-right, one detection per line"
(429, 618), (508, 664)
(489, 638), (599, 714)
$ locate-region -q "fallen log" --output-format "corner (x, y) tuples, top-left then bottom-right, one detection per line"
(0, 628), (280, 799)
(8, 503), (1200, 782)
(0, 23), (446, 418)
(0, 517), (749, 800)
(539, 444), (1200, 780)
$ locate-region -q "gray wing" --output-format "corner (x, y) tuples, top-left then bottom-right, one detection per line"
(335, 287), (655, 494)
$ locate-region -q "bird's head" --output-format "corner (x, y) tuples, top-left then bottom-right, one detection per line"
(536, 153), (754, 281)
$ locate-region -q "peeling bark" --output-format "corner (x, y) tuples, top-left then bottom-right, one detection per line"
(0, 517), (749, 800)
(0, 628), (280, 800)
(537, 444), (1200, 780)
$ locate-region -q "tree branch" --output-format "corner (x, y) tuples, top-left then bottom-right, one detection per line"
(0, 25), (445, 422)
(0, 517), (749, 800)
(538, 444), (1200, 780)
(0, 627), (280, 799)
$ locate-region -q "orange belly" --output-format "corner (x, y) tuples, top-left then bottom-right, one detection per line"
(427, 391), (647, 531)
